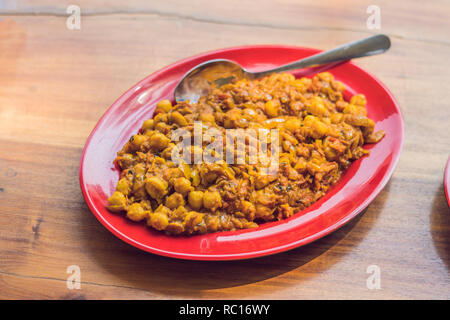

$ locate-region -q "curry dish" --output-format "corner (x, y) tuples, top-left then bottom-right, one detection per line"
(107, 72), (385, 235)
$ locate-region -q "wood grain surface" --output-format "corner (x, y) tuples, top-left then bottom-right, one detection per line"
(0, 0), (449, 299)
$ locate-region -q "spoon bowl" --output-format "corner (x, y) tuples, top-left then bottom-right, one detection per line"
(174, 34), (391, 103)
(174, 59), (248, 103)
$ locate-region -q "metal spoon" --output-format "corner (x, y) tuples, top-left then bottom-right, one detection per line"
(174, 34), (390, 103)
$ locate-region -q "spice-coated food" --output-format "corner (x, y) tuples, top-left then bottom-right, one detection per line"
(107, 72), (384, 235)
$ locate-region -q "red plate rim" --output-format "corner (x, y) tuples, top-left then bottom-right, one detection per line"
(79, 44), (404, 260)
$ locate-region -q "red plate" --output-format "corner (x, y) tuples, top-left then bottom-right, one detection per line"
(79, 45), (404, 260)
(445, 157), (450, 207)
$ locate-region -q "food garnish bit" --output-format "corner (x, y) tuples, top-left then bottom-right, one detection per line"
(107, 72), (385, 235)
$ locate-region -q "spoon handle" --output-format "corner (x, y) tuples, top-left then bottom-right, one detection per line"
(252, 34), (391, 78)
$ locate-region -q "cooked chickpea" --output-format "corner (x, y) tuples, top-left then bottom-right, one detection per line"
(283, 132), (298, 145)
(299, 77), (312, 87)
(294, 157), (307, 171)
(161, 143), (175, 159)
(155, 122), (170, 133)
(255, 175), (272, 189)
(265, 100), (278, 118)
(255, 205), (273, 220)
(284, 118), (301, 132)
(188, 191), (203, 210)
(142, 119), (154, 131)
(203, 191), (222, 211)
(163, 167), (184, 182)
(350, 94), (367, 107)
(304, 115), (328, 138)
(240, 201), (255, 220)
(131, 134), (147, 149)
(279, 204), (294, 218)
(318, 72), (334, 82)
(153, 113), (168, 125)
(134, 163), (146, 175)
(324, 145), (337, 160)
(145, 176), (168, 200)
(206, 216), (219, 232)
(344, 114), (373, 128)
(311, 120), (328, 138)
(307, 96), (328, 117)
(343, 103), (367, 116)
(155, 204), (171, 215)
(357, 107), (367, 116)
(199, 113), (215, 124)
(181, 162), (192, 179)
(191, 170), (200, 187)
(330, 113), (344, 124)
(184, 211), (204, 229)
(293, 79), (307, 91)
(165, 221), (185, 235)
(154, 157), (166, 165)
(156, 99), (173, 113)
(343, 104), (357, 114)
(169, 111), (188, 127)
(244, 221), (258, 229)
(116, 178), (131, 195)
(116, 153), (135, 168)
(333, 80), (346, 92)
(148, 211), (169, 231)
(126, 203), (148, 222)
(107, 191), (127, 212)
(173, 177), (193, 196)
(303, 115), (316, 126)
(149, 132), (170, 151)
(165, 192), (185, 209)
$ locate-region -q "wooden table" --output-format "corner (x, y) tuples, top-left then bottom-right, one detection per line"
(0, 0), (449, 300)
